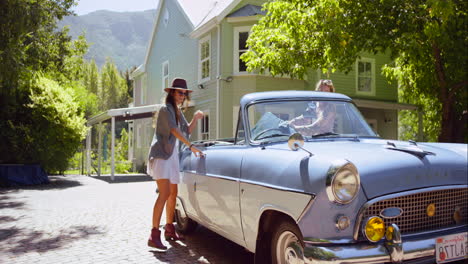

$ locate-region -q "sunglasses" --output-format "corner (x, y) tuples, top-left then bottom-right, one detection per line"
(176, 90), (188, 96)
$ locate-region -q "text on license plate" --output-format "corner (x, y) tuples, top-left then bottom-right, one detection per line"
(436, 232), (468, 263)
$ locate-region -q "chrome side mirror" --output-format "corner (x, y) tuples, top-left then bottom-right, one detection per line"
(288, 133), (305, 151)
(288, 133), (313, 156)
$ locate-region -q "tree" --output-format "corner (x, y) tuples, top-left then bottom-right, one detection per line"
(123, 66), (137, 100)
(26, 75), (87, 172)
(0, 0), (91, 172)
(83, 60), (100, 95)
(100, 58), (129, 110)
(243, 0), (467, 142)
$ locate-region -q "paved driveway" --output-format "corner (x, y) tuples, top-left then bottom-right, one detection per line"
(0, 175), (254, 264)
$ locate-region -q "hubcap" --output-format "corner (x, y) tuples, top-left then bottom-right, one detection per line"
(276, 231), (304, 264)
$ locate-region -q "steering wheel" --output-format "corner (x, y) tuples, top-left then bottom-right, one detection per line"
(253, 127), (286, 141)
(252, 121), (296, 141)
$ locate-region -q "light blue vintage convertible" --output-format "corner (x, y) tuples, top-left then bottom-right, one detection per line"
(175, 91), (467, 264)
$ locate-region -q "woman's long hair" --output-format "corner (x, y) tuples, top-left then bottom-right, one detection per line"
(152, 89), (191, 128)
(164, 89), (191, 125)
(315, 79), (335, 92)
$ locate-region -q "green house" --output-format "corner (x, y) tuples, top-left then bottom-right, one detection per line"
(130, 0), (418, 169)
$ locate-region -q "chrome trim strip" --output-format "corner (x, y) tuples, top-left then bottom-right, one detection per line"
(240, 178), (315, 196)
(304, 226), (468, 263)
(184, 170), (316, 196)
(353, 185), (468, 240)
(297, 196), (316, 223)
(304, 237), (355, 245)
(185, 170), (239, 182)
(303, 235), (434, 264)
(402, 225), (468, 240)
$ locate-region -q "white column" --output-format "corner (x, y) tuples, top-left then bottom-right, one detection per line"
(111, 116), (115, 180)
(216, 24), (221, 139)
(86, 127), (92, 176)
(98, 123), (103, 176)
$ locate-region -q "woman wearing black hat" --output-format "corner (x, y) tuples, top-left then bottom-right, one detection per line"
(147, 78), (204, 250)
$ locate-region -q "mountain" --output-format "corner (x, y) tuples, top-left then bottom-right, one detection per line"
(58, 9), (156, 70)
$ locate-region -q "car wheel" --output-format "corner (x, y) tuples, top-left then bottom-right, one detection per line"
(270, 220), (305, 264)
(174, 208), (197, 234)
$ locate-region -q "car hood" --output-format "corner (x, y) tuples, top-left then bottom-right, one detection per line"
(288, 138), (467, 199)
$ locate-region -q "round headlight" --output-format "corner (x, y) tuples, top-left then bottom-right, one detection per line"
(329, 162), (360, 204)
(364, 216), (385, 242)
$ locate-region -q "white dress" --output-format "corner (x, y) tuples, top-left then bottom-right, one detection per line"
(146, 141), (180, 184)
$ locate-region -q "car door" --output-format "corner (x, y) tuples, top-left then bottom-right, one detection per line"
(189, 144), (246, 247)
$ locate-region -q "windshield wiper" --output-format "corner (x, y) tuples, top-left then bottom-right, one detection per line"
(255, 133), (290, 141)
(311, 132), (339, 138)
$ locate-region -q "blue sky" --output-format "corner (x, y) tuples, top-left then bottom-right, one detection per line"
(73, 0), (159, 15)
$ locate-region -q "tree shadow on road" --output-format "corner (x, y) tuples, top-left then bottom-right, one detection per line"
(0, 175), (83, 191)
(150, 225), (254, 264)
(0, 225), (106, 255)
(0, 195), (25, 210)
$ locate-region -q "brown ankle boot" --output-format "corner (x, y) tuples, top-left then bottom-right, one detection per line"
(148, 228), (167, 250)
(164, 223), (184, 241)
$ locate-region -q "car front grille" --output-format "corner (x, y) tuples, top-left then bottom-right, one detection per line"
(358, 187), (468, 240)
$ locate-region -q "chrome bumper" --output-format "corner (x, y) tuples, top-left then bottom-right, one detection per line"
(303, 226), (466, 264)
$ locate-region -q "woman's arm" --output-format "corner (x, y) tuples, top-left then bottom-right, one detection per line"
(188, 110), (204, 134)
(170, 127), (204, 157)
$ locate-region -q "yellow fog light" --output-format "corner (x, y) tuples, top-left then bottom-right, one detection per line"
(364, 216), (385, 242)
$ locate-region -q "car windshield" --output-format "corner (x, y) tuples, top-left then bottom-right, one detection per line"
(247, 100), (378, 143)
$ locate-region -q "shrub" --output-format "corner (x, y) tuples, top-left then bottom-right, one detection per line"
(25, 75), (87, 173)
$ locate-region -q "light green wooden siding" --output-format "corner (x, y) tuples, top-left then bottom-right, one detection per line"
(134, 0), (198, 167)
(191, 29), (218, 140)
(219, 76), (256, 137)
(218, 75), (308, 138)
(220, 21), (234, 77)
(318, 52), (397, 102)
(256, 76), (307, 92)
(146, 0), (197, 106)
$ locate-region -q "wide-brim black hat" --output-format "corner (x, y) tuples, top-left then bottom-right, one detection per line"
(164, 78), (193, 93)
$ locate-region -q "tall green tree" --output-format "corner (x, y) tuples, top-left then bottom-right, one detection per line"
(0, 0), (92, 172)
(243, 0), (467, 142)
(100, 58), (129, 110)
(123, 66), (137, 100)
(83, 59), (100, 95)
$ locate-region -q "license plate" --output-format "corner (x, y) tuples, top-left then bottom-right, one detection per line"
(436, 232), (468, 263)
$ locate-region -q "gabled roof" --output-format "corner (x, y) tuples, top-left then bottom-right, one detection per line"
(178, 0), (238, 29)
(132, 0), (249, 76)
(227, 4), (265, 17)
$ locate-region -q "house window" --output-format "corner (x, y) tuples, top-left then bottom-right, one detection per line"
(162, 61), (169, 91)
(198, 110), (210, 140)
(234, 26), (251, 74)
(356, 58), (375, 95)
(199, 36), (210, 82)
